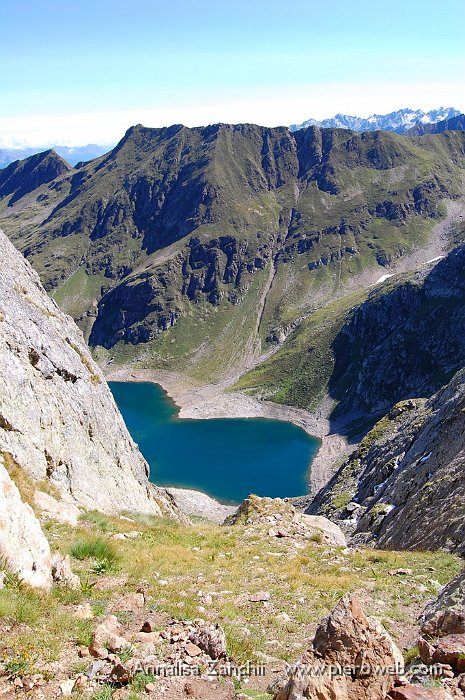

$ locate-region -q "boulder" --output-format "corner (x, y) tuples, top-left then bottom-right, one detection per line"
(165, 486), (237, 524)
(185, 642), (202, 657)
(417, 637), (434, 665)
(109, 592), (145, 614)
(249, 591), (271, 603)
(188, 621), (227, 659)
(421, 608), (465, 638)
(273, 665), (348, 700)
(141, 615), (159, 633)
(89, 615), (131, 659)
(51, 553), (81, 589)
(33, 490), (80, 526)
(273, 594), (403, 700)
(73, 604), (95, 620)
(110, 660), (138, 684)
(431, 634), (465, 672)
(420, 569), (465, 637)
(312, 594), (404, 670)
(299, 514), (347, 547)
(59, 679), (75, 697)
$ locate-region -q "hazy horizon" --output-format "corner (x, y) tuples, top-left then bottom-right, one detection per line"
(2, 0), (464, 148)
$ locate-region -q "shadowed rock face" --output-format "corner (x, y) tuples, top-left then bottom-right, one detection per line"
(329, 244), (465, 419)
(0, 228), (179, 518)
(310, 365), (465, 553)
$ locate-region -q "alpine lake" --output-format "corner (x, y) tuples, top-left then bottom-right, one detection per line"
(110, 381), (319, 505)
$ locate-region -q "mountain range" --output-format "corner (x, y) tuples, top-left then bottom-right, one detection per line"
(1, 121), (465, 438)
(290, 106), (462, 134)
(1, 108), (462, 172)
(407, 112), (465, 136)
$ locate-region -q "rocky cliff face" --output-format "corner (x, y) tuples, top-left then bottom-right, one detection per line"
(309, 366), (465, 553)
(0, 228), (177, 518)
(329, 244), (465, 419)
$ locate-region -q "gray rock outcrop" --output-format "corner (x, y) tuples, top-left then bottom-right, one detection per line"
(165, 487), (237, 523)
(420, 568), (465, 636)
(227, 494), (347, 546)
(0, 228), (177, 518)
(0, 453), (53, 589)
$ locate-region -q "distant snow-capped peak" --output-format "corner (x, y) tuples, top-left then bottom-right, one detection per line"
(290, 107), (461, 133)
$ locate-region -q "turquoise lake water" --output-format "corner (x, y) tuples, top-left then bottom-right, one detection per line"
(109, 381), (319, 504)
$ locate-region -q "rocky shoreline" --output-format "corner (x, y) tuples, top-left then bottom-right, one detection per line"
(104, 366), (350, 504)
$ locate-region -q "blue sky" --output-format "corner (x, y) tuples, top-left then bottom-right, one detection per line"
(1, 0), (464, 146)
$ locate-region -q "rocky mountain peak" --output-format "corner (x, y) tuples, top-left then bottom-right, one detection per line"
(0, 148), (71, 206)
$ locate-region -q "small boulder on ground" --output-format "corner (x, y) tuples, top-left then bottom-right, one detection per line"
(249, 591), (271, 603)
(140, 614), (159, 633)
(73, 603), (94, 620)
(185, 642), (202, 657)
(188, 621), (226, 659)
(431, 634), (465, 672)
(51, 552), (81, 590)
(421, 608), (465, 638)
(109, 591), (145, 614)
(110, 660), (139, 684)
(89, 615), (131, 659)
(34, 490), (80, 527)
(420, 568), (465, 633)
(417, 636), (435, 665)
(299, 513), (347, 546)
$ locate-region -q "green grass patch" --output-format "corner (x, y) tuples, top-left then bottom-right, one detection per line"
(69, 536), (119, 571)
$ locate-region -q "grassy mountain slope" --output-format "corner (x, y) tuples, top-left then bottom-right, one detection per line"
(1, 124), (465, 389)
(238, 240), (465, 426)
